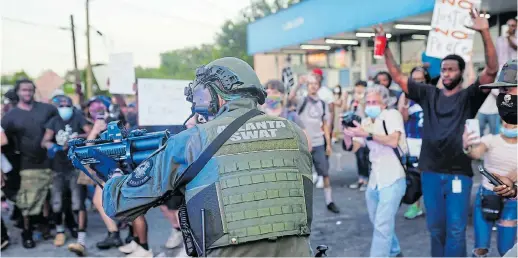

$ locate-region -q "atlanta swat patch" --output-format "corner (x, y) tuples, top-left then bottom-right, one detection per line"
(127, 159), (153, 187)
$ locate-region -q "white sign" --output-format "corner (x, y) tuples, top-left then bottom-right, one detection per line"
(426, 0), (481, 61)
(137, 78), (192, 126)
(108, 53), (135, 95)
(92, 65), (109, 91)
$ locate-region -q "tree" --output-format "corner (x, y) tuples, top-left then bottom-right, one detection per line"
(1, 70), (31, 85)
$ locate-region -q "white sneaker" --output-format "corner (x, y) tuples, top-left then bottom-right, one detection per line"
(315, 176), (324, 188)
(312, 172), (318, 183)
(119, 240), (138, 254)
(165, 229), (183, 249)
(126, 245), (153, 257)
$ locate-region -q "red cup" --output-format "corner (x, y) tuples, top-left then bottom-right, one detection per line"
(374, 35), (387, 59)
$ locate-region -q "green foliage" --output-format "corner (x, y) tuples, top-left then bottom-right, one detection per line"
(1, 70), (31, 85)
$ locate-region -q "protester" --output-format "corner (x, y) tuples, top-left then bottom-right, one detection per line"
(347, 80), (369, 191)
(331, 85), (346, 142)
(462, 119), (517, 257)
(289, 73), (340, 213)
(263, 79), (306, 129)
(374, 8), (499, 256)
(1, 79), (59, 248)
(496, 18), (517, 68)
(398, 66), (430, 219)
(41, 94), (91, 255)
(343, 85), (407, 257)
(374, 71), (401, 109)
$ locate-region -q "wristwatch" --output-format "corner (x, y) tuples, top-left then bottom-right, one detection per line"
(366, 133), (373, 141)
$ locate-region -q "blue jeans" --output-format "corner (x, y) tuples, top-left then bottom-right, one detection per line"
(365, 178), (406, 257)
(478, 113), (500, 135)
(421, 171), (472, 257)
(474, 186), (517, 256)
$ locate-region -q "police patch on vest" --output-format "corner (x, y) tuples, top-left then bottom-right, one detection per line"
(127, 159), (153, 187)
(217, 120), (287, 141)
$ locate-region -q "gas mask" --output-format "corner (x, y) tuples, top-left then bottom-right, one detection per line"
(184, 65), (245, 125)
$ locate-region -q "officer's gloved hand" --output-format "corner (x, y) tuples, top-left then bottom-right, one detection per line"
(47, 144), (64, 159)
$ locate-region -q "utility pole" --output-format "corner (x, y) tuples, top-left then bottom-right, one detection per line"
(70, 15), (84, 105)
(85, 0), (93, 99)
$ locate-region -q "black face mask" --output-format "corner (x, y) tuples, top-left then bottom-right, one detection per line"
(497, 93), (517, 125)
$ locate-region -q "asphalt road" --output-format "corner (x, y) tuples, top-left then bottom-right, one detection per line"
(1, 144), (500, 257)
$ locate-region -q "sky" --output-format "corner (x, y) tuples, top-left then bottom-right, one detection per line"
(0, 0), (251, 77)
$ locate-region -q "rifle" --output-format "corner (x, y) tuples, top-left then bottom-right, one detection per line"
(67, 120), (170, 187)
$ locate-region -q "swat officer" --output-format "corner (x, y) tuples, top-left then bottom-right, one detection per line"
(102, 57), (313, 257)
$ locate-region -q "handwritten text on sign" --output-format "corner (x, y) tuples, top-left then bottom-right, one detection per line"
(426, 0), (481, 61)
(137, 79), (192, 126)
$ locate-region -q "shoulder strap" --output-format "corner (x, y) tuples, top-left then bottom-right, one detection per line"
(173, 109), (263, 188)
(298, 97), (308, 115)
(382, 120), (406, 171)
(320, 100), (326, 122)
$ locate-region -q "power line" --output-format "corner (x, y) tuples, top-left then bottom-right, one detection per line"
(2, 17), (71, 31)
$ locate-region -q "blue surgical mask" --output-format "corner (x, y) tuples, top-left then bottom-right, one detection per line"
(365, 105), (382, 119)
(500, 126), (518, 138)
(58, 107), (73, 121)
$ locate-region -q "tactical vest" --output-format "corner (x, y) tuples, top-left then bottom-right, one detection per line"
(184, 113), (313, 250)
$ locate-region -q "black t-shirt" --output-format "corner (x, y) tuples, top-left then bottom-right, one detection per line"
(407, 78), (488, 176)
(1, 102), (58, 170)
(44, 110), (88, 172)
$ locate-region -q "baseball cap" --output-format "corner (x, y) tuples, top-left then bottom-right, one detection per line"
(312, 68), (323, 77)
(480, 59), (517, 89)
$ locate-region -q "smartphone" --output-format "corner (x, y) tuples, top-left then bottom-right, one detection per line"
(465, 119), (481, 144)
(478, 165), (504, 186)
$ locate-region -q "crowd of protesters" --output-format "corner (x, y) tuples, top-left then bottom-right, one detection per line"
(0, 14), (517, 258)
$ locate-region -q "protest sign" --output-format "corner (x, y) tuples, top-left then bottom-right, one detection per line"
(92, 65), (109, 91)
(137, 78), (192, 126)
(108, 53), (135, 95)
(426, 0), (481, 61)
(34, 70), (65, 102)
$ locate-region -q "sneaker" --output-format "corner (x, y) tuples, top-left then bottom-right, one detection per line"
(54, 232), (66, 247)
(119, 240), (139, 254)
(404, 204), (424, 220)
(315, 176), (324, 189)
(327, 202), (340, 213)
(312, 172), (318, 183)
(359, 184), (368, 192)
(96, 231), (123, 250)
(348, 182), (361, 189)
(68, 242), (86, 256)
(165, 230), (183, 249)
(126, 245), (153, 257)
(1, 238), (9, 251)
(21, 231), (35, 249)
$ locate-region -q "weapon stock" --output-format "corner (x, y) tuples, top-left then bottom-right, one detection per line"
(68, 121), (170, 186)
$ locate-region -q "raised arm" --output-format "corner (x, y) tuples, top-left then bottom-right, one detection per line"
(466, 9), (498, 86)
(374, 25), (409, 94)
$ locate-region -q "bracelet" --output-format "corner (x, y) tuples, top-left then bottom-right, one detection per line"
(462, 146), (472, 154)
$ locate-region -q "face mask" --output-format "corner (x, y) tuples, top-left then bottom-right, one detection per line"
(58, 107), (73, 121)
(365, 105), (382, 119)
(500, 126), (518, 138)
(497, 93), (517, 125)
(265, 95), (282, 110)
(126, 112), (138, 127)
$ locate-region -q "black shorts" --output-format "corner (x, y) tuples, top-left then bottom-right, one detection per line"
(311, 145), (329, 177)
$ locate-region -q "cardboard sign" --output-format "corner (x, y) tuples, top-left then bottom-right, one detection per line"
(137, 78), (192, 126)
(34, 70), (65, 102)
(108, 53), (135, 95)
(426, 0), (481, 61)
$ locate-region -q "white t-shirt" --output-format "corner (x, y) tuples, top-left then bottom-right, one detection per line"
(0, 126), (12, 173)
(317, 86), (334, 105)
(480, 134), (517, 191)
(354, 109), (407, 189)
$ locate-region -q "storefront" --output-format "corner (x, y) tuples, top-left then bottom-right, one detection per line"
(247, 0), (516, 88)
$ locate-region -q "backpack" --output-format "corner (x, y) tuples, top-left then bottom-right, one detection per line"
(297, 97), (326, 122)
